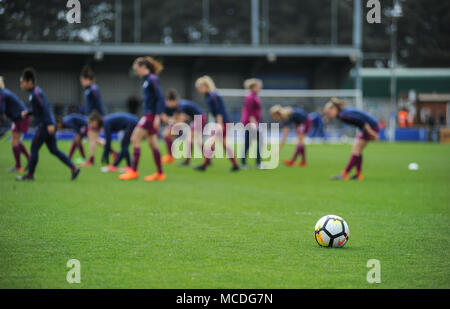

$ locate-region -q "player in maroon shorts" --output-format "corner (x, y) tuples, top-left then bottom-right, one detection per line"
(119, 57), (166, 181)
(270, 104), (311, 167)
(325, 98), (380, 181)
(0, 76), (31, 173)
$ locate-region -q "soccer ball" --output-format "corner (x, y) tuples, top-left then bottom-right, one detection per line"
(314, 215), (349, 248)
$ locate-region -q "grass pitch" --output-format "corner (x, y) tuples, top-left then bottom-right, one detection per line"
(0, 138), (449, 288)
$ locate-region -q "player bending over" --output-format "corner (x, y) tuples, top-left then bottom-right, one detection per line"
(159, 89), (179, 165)
(324, 98), (380, 181)
(17, 68), (80, 181)
(88, 112), (138, 173)
(0, 76), (31, 173)
(194, 76), (239, 172)
(241, 78), (263, 169)
(119, 57), (166, 182)
(79, 66), (109, 167)
(61, 113), (88, 160)
(270, 105), (311, 167)
(163, 89), (206, 166)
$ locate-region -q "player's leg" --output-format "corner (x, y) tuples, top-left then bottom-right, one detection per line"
(112, 127), (132, 171)
(44, 132), (80, 180)
(195, 134), (215, 171)
(221, 125), (239, 172)
(297, 133), (307, 166)
(180, 127), (193, 166)
(119, 126), (146, 179)
(75, 133), (86, 159)
(162, 125), (175, 164)
(144, 133), (166, 181)
(185, 115), (206, 166)
(97, 136), (118, 162)
(223, 137), (239, 172)
(241, 130), (250, 167)
(117, 127), (133, 167)
(332, 138), (366, 181)
(350, 138), (367, 180)
(18, 116), (30, 165)
(68, 134), (78, 159)
(256, 128), (262, 167)
(81, 127), (98, 166)
(16, 127), (45, 180)
(284, 133), (306, 167)
(9, 130), (23, 172)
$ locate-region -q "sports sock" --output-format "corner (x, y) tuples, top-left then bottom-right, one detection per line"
(132, 147), (140, 172)
(19, 143), (30, 160)
(300, 145), (306, 164)
(291, 144), (304, 162)
(152, 148), (163, 174)
(69, 141), (77, 158)
(225, 146), (238, 167)
(344, 154), (359, 173)
(12, 144), (21, 168)
(356, 155), (363, 174)
(78, 142), (86, 158)
(164, 137), (173, 156)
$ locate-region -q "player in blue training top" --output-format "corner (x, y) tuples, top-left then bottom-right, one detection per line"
(119, 57), (166, 182)
(88, 112), (138, 173)
(79, 66), (106, 167)
(270, 105), (311, 167)
(61, 113), (88, 160)
(0, 76), (31, 173)
(16, 68), (80, 181)
(325, 98), (380, 181)
(194, 76), (239, 172)
(161, 88), (206, 166)
(308, 111), (326, 139)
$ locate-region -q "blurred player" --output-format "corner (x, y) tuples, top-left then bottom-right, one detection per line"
(119, 57), (165, 181)
(79, 66), (106, 167)
(87, 112), (138, 172)
(270, 105), (311, 167)
(61, 113), (87, 160)
(163, 89), (206, 166)
(324, 98), (380, 181)
(0, 76), (30, 172)
(16, 68), (80, 181)
(194, 76), (239, 172)
(308, 112), (326, 139)
(159, 89), (179, 165)
(241, 78), (263, 169)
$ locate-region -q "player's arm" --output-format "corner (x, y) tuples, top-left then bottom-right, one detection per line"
(160, 112), (170, 124)
(364, 123), (379, 140)
(22, 110), (32, 118)
(37, 95), (55, 134)
(177, 112), (188, 123)
(101, 127), (112, 164)
(215, 114), (224, 133)
(279, 126), (290, 149)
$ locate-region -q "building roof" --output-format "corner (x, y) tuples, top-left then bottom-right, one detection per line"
(356, 68), (450, 78)
(0, 41), (359, 58)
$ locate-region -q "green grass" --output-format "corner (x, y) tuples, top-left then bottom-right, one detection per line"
(0, 137), (449, 288)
